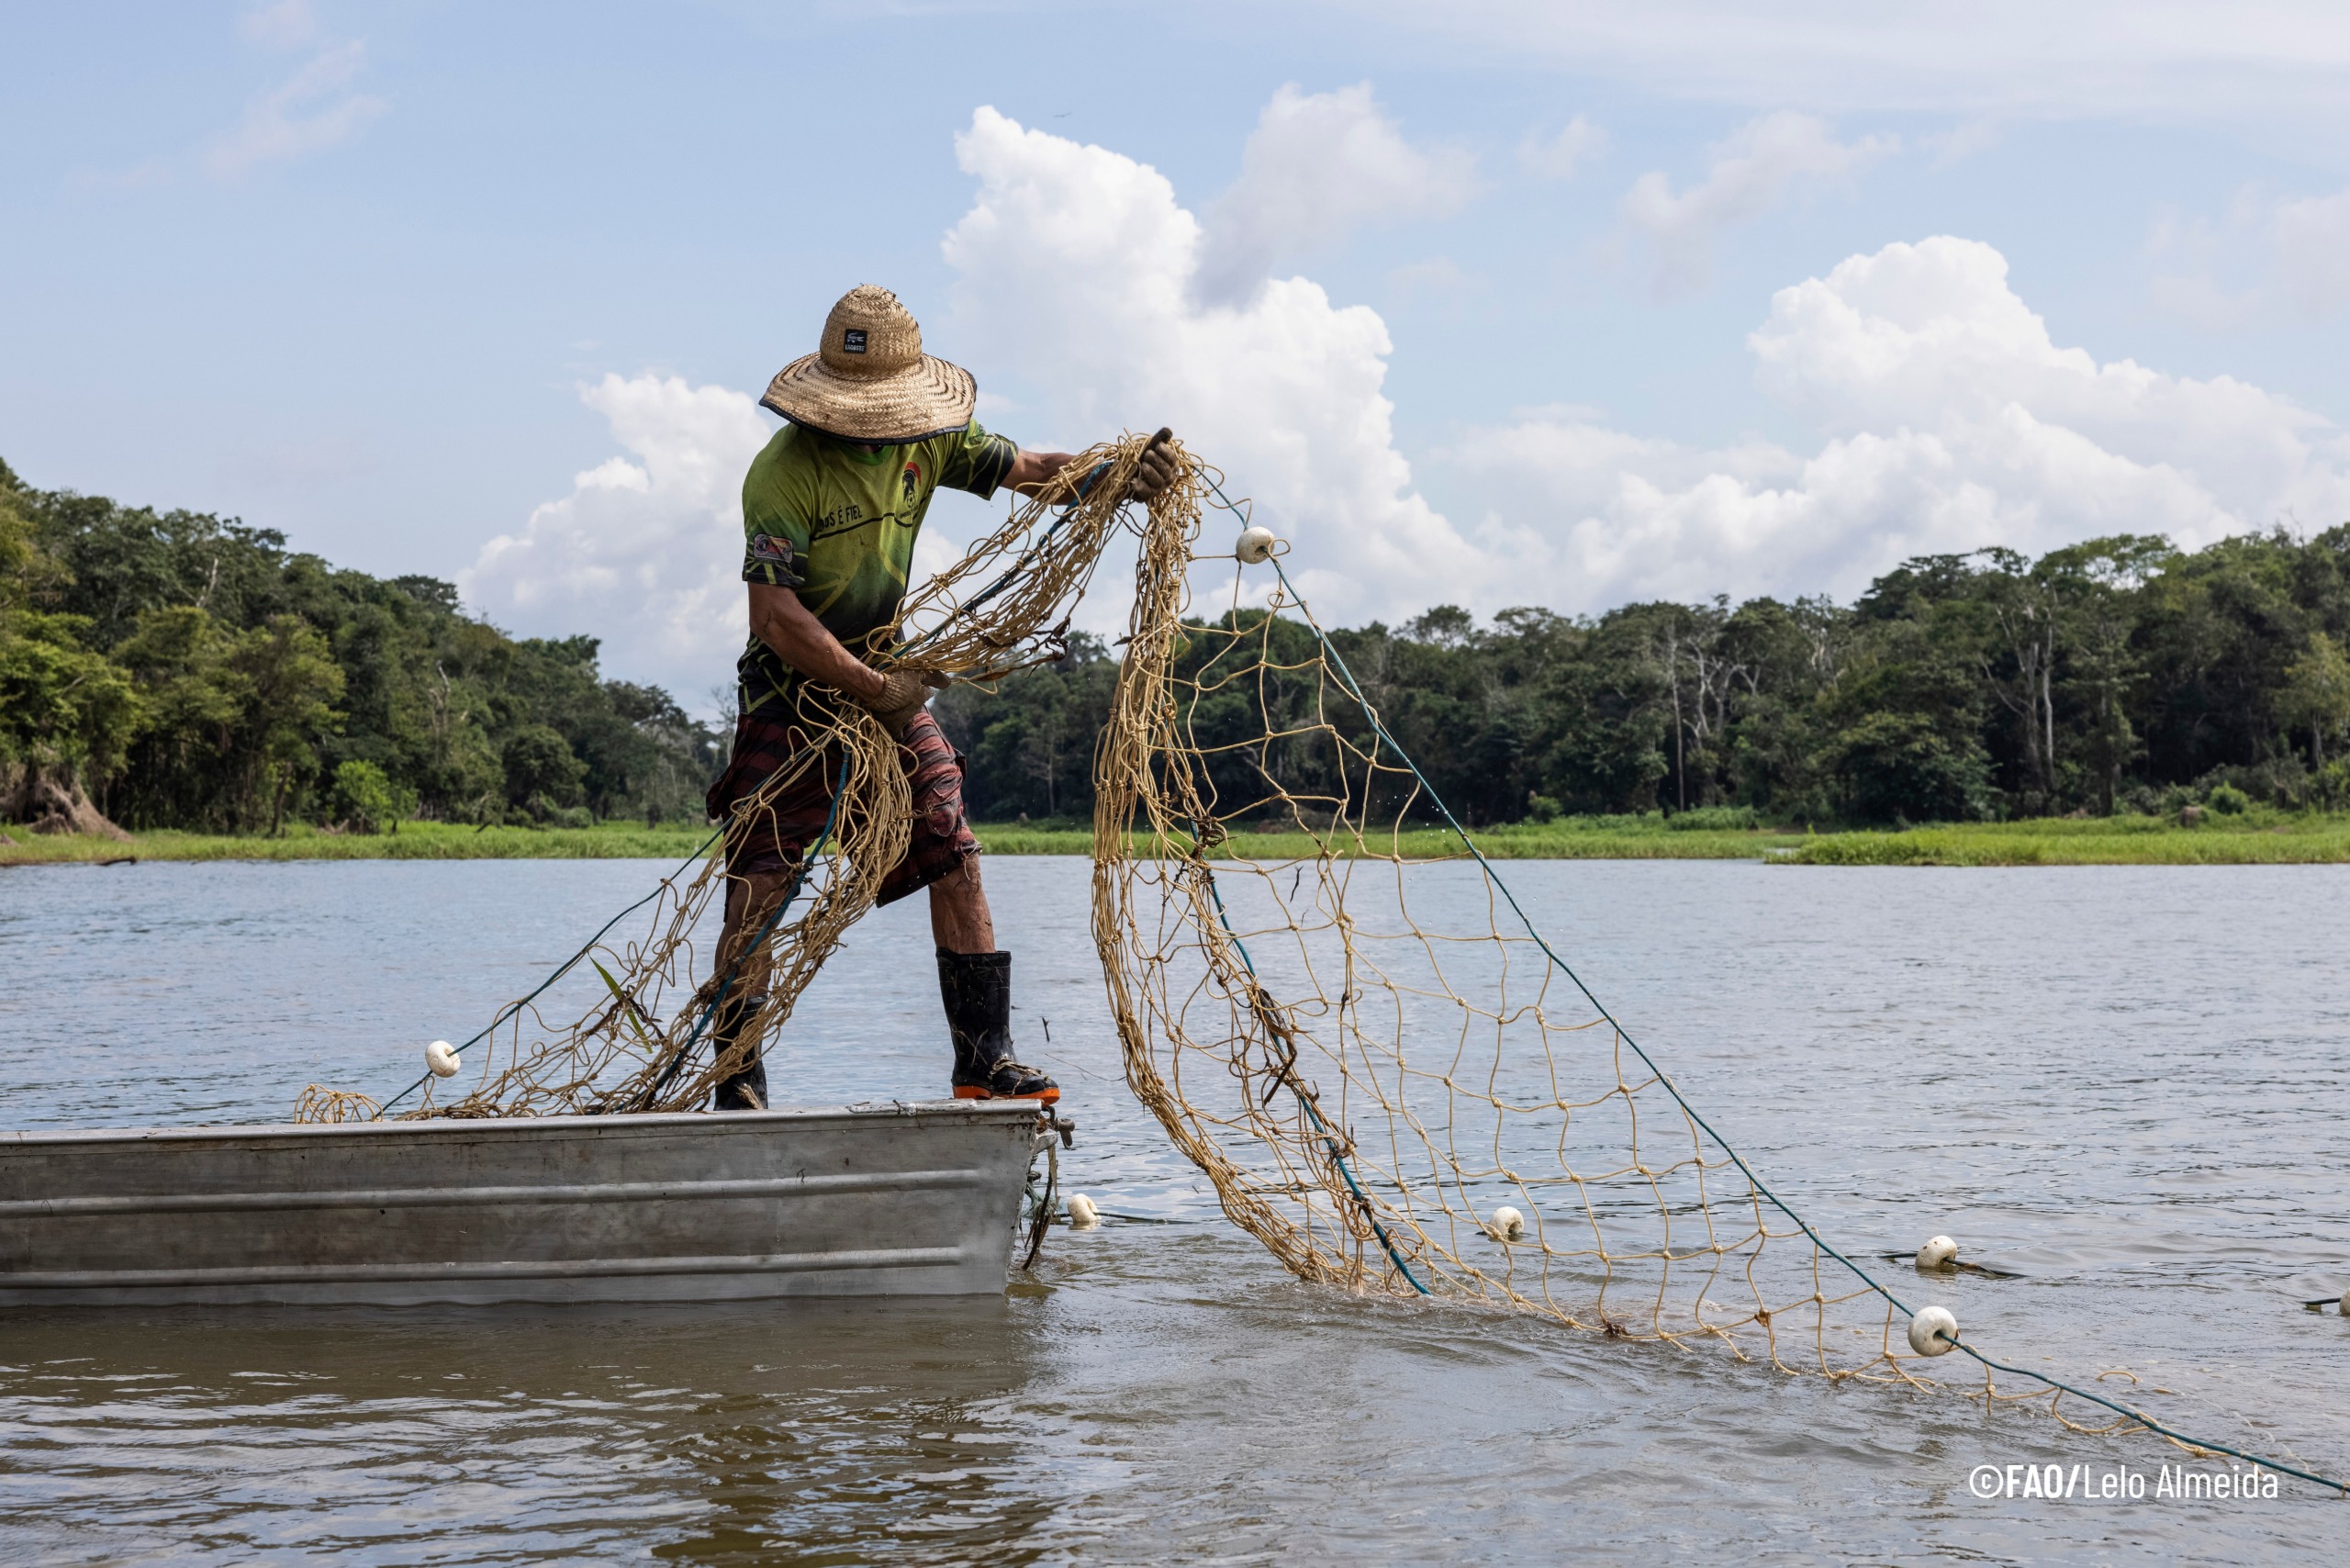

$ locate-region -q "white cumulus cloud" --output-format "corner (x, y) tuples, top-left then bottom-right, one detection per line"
(1443, 236), (2350, 611)
(476, 118), (2350, 709)
(461, 375), (773, 700)
(945, 104), (1484, 625)
(1196, 84), (1475, 304)
(470, 101), (1483, 700)
(1620, 110), (1897, 297)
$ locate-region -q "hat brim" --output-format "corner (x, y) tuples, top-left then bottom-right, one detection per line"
(758, 352), (977, 443)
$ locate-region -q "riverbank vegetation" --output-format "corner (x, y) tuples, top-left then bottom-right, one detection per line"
(0, 459), (722, 840)
(0, 819), (721, 864)
(973, 805), (2350, 866)
(9, 458), (2350, 860)
(935, 533), (2350, 830)
(11, 809), (2350, 868)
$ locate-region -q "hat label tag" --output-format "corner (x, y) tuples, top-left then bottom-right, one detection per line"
(843, 329), (867, 353)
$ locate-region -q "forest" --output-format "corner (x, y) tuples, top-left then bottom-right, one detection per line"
(934, 530), (2350, 828)
(6, 455), (2349, 837)
(0, 459), (724, 835)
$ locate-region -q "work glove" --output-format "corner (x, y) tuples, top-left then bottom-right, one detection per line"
(1127, 427), (1178, 503)
(852, 667), (950, 738)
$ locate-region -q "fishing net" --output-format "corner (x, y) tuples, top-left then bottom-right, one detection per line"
(294, 433), (1152, 1123)
(294, 434), (2336, 1487)
(1093, 480), (1901, 1370)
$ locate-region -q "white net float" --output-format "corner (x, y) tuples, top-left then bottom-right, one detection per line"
(1916, 1235), (1958, 1269)
(424, 1040), (462, 1079)
(1066, 1193), (1101, 1229)
(1486, 1205), (1526, 1242)
(1236, 526), (1279, 564)
(1908, 1305), (1959, 1357)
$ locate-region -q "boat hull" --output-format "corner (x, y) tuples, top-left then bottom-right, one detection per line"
(0, 1102), (1041, 1306)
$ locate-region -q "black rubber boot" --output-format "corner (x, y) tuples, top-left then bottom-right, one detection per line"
(936, 948), (1058, 1103)
(710, 990), (769, 1112)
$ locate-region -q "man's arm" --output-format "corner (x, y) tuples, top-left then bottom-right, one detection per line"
(1002, 429), (1177, 501)
(1003, 448), (1081, 497)
(746, 583), (887, 703)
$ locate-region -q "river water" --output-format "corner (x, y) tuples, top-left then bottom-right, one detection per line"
(2, 854), (2346, 1562)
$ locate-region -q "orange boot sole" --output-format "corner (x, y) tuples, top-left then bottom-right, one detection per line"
(953, 1084), (1061, 1104)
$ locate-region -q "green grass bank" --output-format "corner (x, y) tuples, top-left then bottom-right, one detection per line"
(10, 811), (2350, 868)
(0, 820), (721, 865)
(1775, 812), (2350, 866)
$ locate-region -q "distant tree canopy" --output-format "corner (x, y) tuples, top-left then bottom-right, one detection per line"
(0, 459), (723, 833)
(9, 455), (2350, 836)
(934, 528), (2350, 827)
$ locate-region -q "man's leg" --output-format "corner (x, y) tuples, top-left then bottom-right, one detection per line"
(879, 711), (1056, 1103)
(927, 855), (995, 954)
(927, 858), (1056, 1103)
(709, 868), (796, 1111)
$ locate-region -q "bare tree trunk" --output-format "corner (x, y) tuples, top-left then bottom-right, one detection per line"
(2108, 687), (2123, 814)
(1673, 709), (1685, 812)
(1986, 594), (2061, 811)
(6, 766), (132, 841)
(1663, 626), (1686, 811)
(2041, 656), (2057, 802)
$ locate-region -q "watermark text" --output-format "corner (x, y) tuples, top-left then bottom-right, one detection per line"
(1967, 1462), (2281, 1504)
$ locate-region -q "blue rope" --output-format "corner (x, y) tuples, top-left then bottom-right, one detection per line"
(1242, 546), (2344, 1494)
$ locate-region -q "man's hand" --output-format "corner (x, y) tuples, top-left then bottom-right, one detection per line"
(749, 583), (939, 734)
(1128, 428), (1178, 503)
(851, 667), (950, 738)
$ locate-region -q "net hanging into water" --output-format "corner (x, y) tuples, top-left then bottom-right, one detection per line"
(1094, 474), (1912, 1372)
(297, 434), (2340, 1490)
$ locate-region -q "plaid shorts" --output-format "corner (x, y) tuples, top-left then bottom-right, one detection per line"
(705, 698), (978, 904)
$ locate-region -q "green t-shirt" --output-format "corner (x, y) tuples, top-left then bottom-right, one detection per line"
(736, 419), (1016, 713)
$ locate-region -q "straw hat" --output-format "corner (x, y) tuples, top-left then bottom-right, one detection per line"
(758, 286), (977, 443)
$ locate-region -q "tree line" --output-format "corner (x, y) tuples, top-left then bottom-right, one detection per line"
(9, 455), (2350, 838)
(1, 459), (723, 834)
(934, 530), (2350, 827)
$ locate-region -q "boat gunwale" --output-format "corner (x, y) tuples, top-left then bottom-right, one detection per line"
(0, 1099), (1043, 1151)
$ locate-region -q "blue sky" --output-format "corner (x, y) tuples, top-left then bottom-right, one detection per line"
(7, 2), (2350, 701)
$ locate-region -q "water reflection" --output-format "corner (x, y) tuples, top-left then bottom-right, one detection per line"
(0, 1295), (1066, 1563)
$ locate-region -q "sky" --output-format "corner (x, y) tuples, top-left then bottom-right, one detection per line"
(6, 1), (2350, 707)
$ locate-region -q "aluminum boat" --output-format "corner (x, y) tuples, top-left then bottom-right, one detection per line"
(0, 1100), (1054, 1306)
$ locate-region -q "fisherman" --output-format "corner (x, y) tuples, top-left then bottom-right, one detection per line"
(701, 284), (1176, 1111)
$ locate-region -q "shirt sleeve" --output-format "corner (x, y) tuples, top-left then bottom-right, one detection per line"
(741, 476), (811, 588)
(934, 420), (1018, 500)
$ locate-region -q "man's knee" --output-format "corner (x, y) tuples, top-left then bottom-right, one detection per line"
(723, 869), (799, 930)
(728, 867), (799, 908)
(930, 853), (985, 903)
